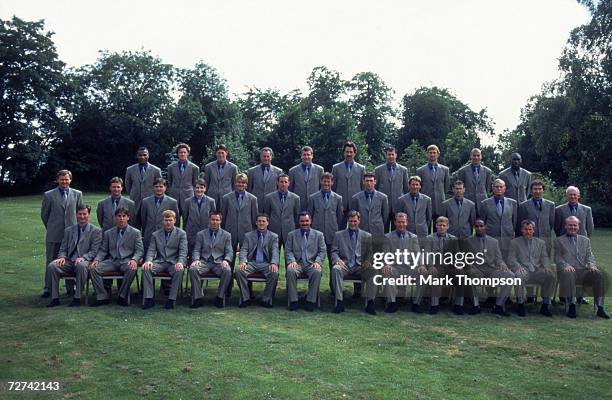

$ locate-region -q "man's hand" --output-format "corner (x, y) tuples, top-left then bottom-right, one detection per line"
(142, 261), (153, 271)
(516, 266), (526, 275)
(270, 263), (278, 273)
(128, 259), (138, 271)
(53, 257), (65, 266)
(287, 261), (298, 270)
(564, 265), (575, 273)
(175, 262), (184, 272)
(428, 266), (438, 276)
(190, 260), (201, 268)
(221, 260), (230, 270)
(417, 266), (428, 275)
(312, 262), (321, 270)
(336, 259), (345, 267)
(587, 265), (599, 273)
(89, 260), (99, 270)
(382, 265), (392, 277)
(75, 257), (84, 265)
(239, 262), (248, 271)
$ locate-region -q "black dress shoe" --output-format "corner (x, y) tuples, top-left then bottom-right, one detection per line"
(117, 297), (128, 307)
(429, 305), (439, 315)
(365, 300), (377, 315)
(46, 299), (60, 308)
(384, 302), (398, 314)
(493, 305), (510, 317)
(517, 304), (526, 317)
(567, 303), (577, 318)
(526, 296), (536, 304)
(68, 298), (81, 307)
(41, 291), (51, 299)
(164, 299), (175, 309)
(142, 298), (155, 310)
(239, 300), (251, 308)
(453, 305), (465, 315)
(90, 299), (110, 307)
(190, 298), (203, 309)
(333, 300), (345, 314)
(260, 300), (273, 308)
(596, 306), (610, 319)
(411, 303), (423, 314)
(289, 301), (299, 311)
(304, 301), (315, 312)
(214, 296), (225, 308)
(467, 306), (481, 315)
(539, 304), (552, 317)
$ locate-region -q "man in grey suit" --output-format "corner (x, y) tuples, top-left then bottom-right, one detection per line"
(508, 220), (556, 317)
(416, 144), (450, 224)
(555, 216), (609, 319)
(332, 141), (365, 226)
(189, 211), (233, 309)
(89, 207), (144, 307)
(141, 210), (188, 309)
(263, 173), (300, 250)
(285, 212), (326, 311)
(247, 147), (283, 212)
(442, 180), (476, 238)
(203, 144), (238, 206)
(167, 143), (200, 223)
(140, 178), (179, 251)
(288, 146), (324, 211)
(464, 219), (517, 317)
(454, 148), (494, 215)
(397, 176), (432, 239)
(124, 147), (162, 228)
(374, 146), (409, 231)
(330, 211), (374, 313)
(499, 153), (531, 204)
(96, 177), (136, 232)
(554, 186), (594, 238)
(350, 172), (389, 238)
(46, 204), (101, 307)
(518, 180), (555, 256)
(41, 169), (83, 297)
(479, 179), (518, 260)
(236, 214), (280, 307)
(182, 179), (216, 255)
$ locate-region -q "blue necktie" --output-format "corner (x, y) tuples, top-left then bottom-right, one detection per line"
(116, 228), (125, 256)
(496, 200), (503, 218)
(366, 192), (372, 206)
(263, 166), (269, 182)
(155, 198), (162, 208)
(61, 189), (68, 204)
(112, 198), (119, 213)
(305, 166), (310, 181)
(473, 167), (480, 182)
(301, 232), (308, 263)
(280, 193), (286, 204)
(256, 232), (265, 263)
(349, 231), (357, 268)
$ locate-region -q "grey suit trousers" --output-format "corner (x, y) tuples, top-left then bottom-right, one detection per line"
(90, 260), (137, 301)
(559, 268), (604, 305)
(465, 267), (516, 306)
(44, 241), (62, 291)
(142, 262), (183, 300)
(189, 263), (232, 299)
(514, 269), (556, 304)
(47, 259), (88, 299)
(331, 264), (377, 301)
(286, 263), (322, 303)
(380, 267), (422, 303)
(236, 262), (279, 303)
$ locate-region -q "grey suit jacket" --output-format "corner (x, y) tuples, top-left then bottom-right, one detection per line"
(124, 162), (162, 213)
(330, 228), (372, 267)
(95, 225), (144, 263)
(466, 235), (506, 271)
(422, 232), (459, 268)
(384, 230), (422, 269)
(192, 228), (233, 264)
(285, 228), (327, 265)
(220, 191), (258, 247)
(455, 163), (494, 212)
(416, 163), (450, 216)
(398, 192), (432, 237)
(140, 195), (180, 248)
(167, 161), (200, 207)
(554, 202), (594, 238)
(332, 161), (365, 212)
(247, 164), (283, 211)
(507, 236), (549, 273)
(288, 163), (324, 211)
(182, 195), (216, 246)
(308, 190), (343, 244)
(350, 190), (389, 237)
(518, 198), (555, 252)
(96, 196), (136, 232)
(554, 234), (595, 271)
(479, 196), (517, 244)
(374, 163), (409, 214)
(442, 197), (476, 238)
(57, 223), (102, 262)
(41, 187), (84, 243)
(499, 167), (532, 204)
(203, 161), (238, 205)
(263, 191), (300, 244)
(145, 227), (188, 265)
(239, 230), (280, 265)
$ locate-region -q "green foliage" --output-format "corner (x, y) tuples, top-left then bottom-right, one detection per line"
(398, 139), (425, 175)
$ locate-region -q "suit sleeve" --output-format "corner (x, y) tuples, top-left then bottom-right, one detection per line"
(331, 165), (339, 192)
(239, 235), (249, 264)
(586, 239), (596, 268)
(540, 243), (550, 269)
(554, 208), (563, 237)
(76, 191), (83, 208)
(293, 198), (301, 228)
(220, 196), (228, 229)
(191, 165), (200, 188)
(247, 169), (255, 193)
(95, 232), (109, 262)
(507, 240), (519, 272)
(224, 234), (234, 263)
(41, 193), (51, 227)
(85, 229), (103, 261)
(426, 198), (432, 224)
(554, 239), (568, 272)
(271, 235), (280, 265)
(402, 169), (410, 194)
(288, 169), (295, 192)
(145, 234), (157, 262)
(140, 201), (148, 232)
(171, 199), (179, 217)
(330, 232), (341, 265)
(57, 229), (70, 259)
(316, 233), (327, 264)
(192, 233), (202, 261)
(210, 198), (217, 212)
(251, 197), (258, 229)
(178, 231), (188, 265)
(96, 201), (104, 228)
(586, 207), (594, 237)
(285, 232), (296, 264)
(203, 165), (211, 188)
(382, 195), (390, 228)
(133, 230), (144, 261)
(548, 202), (555, 232)
(263, 195), (271, 216)
(182, 199), (190, 227)
(335, 196), (343, 228)
(167, 165), (174, 190)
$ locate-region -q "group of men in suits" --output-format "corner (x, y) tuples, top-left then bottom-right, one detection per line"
(40, 142), (608, 318)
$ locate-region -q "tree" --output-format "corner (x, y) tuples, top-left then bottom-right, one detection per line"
(398, 140), (425, 175)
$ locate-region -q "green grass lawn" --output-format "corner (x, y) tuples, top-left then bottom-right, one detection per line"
(1, 194), (611, 399)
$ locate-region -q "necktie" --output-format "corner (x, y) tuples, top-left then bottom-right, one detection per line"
(496, 200), (503, 218)
(323, 192), (329, 204)
(438, 235), (443, 251)
(570, 205), (576, 215)
(196, 198), (203, 210)
(346, 163), (352, 176)
(263, 166), (269, 182)
(112, 198), (119, 213)
(256, 233), (265, 263)
(180, 162), (185, 174)
(62, 190), (68, 204)
(281, 193), (286, 204)
(238, 193), (243, 208)
(350, 231), (357, 268)
(301, 232), (308, 263)
(140, 166), (145, 178)
(431, 164), (437, 180)
(210, 230), (217, 247)
(473, 167), (480, 182)
(305, 166), (310, 181)
(457, 199), (462, 212)
(366, 192), (372, 207)
(70, 227), (83, 259)
(412, 196), (418, 211)
(535, 199), (542, 211)
(116, 229), (124, 256)
(218, 164), (224, 177)
(165, 231), (171, 243)
(390, 165), (395, 175)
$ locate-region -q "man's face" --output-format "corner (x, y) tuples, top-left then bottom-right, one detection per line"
(493, 181), (506, 197)
(153, 183), (166, 197)
(163, 216), (176, 231)
(475, 222), (486, 236)
(110, 182), (123, 197)
(299, 215), (311, 229)
(364, 177), (376, 192)
(209, 215), (221, 230)
(137, 150), (149, 164)
(320, 177), (333, 191)
(385, 150), (397, 164)
(567, 189), (580, 204)
(427, 149), (439, 163)
(347, 216), (360, 230)
(57, 174), (71, 189)
(565, 219), (580, 235)
(260, 150), (272, 165)
(195, 184), (206, 197)
(177, 148), (189, 161)
(344, 147), (355, 162)
(115, 212), (129, 228)
(471, 152), (481, 165)
(216, 149), (227, 163)
(235, 179), (246, 192)
(453, 184), (465, 198)
(395, 215), (407, 232)
(511, 156), (522, 168)
(436, 221), (448, 235)
(256, 216), (269, 231)
(76, 209), (89, 225)
(409, 180), (421, 194)
(301, 150), (313, 165)
(277, 177), (289, 192)
(521, 224), (534, 239)
(531, 185), (544, 200)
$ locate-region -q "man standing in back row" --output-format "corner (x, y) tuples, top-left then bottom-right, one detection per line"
(374, 147), (409, 231)
(247, 147), (283, 212)
(455, 148), (494, 215)
(203, 144), (238, 206)
(289, 146), (324, 211)
(416, 144), (450, 226)
(167, 143), (200, 223)
(499, 153), (531, 204)
(332, 141), (365, 227)
(125, 147), (162, 228)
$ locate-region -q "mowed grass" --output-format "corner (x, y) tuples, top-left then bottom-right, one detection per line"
(1, 194), (611, 399)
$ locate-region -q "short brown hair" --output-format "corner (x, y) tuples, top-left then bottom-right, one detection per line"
(175, 143), (191, 154)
